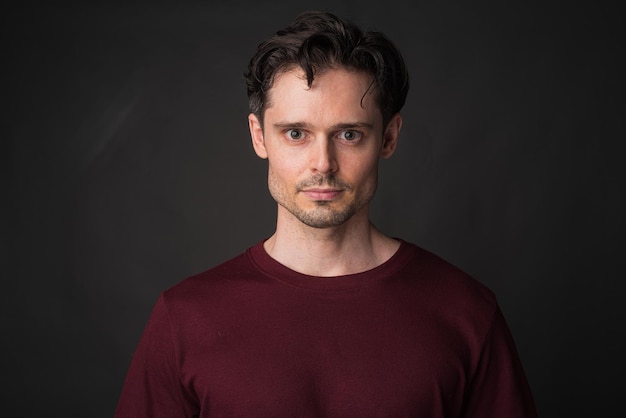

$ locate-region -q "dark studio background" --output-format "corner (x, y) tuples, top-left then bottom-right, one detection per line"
(4, 1), (625, 416)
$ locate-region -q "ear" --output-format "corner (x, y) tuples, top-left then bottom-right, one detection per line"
(380, 113), (402, 159)
(248, 113), (267, 159)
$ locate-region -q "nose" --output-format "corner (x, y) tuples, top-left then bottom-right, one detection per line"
(309, 137), (338, 174)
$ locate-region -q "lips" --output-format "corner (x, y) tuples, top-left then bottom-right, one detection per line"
(301, 188), (343, 201)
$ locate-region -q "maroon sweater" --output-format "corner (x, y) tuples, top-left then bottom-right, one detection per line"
(115, 240), (537, 417)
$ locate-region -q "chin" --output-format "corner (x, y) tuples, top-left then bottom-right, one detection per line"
(293, 205), (359, 229)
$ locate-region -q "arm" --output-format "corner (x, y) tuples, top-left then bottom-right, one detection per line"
(463, 307), (538, 418)
(114, 294), (198, 418)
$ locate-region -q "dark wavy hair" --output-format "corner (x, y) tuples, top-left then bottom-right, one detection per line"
(244, 11), (410, 128)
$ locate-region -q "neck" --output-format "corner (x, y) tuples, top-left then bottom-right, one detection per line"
(264, 206), (399, 277)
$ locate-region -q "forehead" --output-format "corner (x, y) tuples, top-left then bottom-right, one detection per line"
(264, 67), (382, 125)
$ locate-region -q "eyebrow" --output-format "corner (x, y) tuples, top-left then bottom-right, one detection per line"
(272, 121), (375, 130)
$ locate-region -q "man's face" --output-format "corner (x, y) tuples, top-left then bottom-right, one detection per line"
(249, 67), (401, 229)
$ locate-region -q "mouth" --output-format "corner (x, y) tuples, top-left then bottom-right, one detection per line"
(300, 188), (343, 201)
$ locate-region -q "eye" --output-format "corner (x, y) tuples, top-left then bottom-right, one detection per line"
(338, 130), (361, 141)
(285, 129), (304, 141)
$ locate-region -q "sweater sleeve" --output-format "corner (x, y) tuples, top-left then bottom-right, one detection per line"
(114, 294), (198, 418)
(463, 306), (538, 418)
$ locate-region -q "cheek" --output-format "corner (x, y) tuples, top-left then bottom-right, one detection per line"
(350, 157), (380, 183)
(267, 160), (299, 196)
(268, 159), (297, 181)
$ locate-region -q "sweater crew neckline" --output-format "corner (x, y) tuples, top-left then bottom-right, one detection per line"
(246, 239), (416, 292)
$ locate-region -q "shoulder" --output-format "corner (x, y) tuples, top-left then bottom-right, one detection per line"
(161, 242), (264, 306)
(399, 241), (499, 320)
(413, 243), (494, 295)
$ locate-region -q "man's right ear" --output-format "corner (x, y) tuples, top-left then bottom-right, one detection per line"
(248, 113), (268, 159)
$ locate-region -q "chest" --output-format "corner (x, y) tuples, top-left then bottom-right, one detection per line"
(177, 294), (473, 416)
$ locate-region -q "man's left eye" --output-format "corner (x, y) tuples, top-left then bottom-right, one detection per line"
(339, 130), (361, 141)
(286, 129), (304, 140)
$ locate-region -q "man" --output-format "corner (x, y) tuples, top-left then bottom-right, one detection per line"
(115, 11), (537, 417)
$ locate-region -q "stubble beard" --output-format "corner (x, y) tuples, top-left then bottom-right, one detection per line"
(269, 173), (375, 229)
(287, 200), (360, 229)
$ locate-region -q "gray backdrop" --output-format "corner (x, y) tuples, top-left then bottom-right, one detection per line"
(5, 1), (624, 416)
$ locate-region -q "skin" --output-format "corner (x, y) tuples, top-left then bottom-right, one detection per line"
(249, 67), (403, 277)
